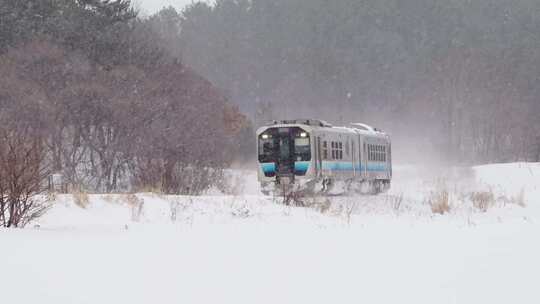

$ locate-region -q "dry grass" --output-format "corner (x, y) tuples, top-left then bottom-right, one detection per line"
(124, 193), (142, 206)
(135, 185), (163, 194)
(428, 189), (451, 215)
(124, 194), (144, 222)
(102, 194), (117, 204)
(46, 191), (58, 204)
(72, 191), (90, 209)
(316, 198), (332, 214)
(470, 191), (495, 212)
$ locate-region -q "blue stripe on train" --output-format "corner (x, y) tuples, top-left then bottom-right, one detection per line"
(261, 161), (387, 174)
(320, 162), (387, 172)
(294, 161), (310, 174)
(261, 162), (310, 174)
(261, 163), (276, 174)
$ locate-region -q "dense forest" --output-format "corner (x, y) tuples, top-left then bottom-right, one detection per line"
(0, 0), (251, 201)
(149, 0), (540, 164)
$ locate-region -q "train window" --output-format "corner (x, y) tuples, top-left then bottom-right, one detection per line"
(295, 137), (309, 146)
(329, 141), (343, 160)
(258, 127), (311, 163)
(294, 137), (310, 161)
(258, 134), (276, 163)
(323, 141), (328, 160)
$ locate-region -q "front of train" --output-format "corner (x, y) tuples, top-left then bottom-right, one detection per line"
(256, 123), (313, 194)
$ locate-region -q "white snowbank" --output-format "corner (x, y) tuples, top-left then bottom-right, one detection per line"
(1, 163), (539, 304)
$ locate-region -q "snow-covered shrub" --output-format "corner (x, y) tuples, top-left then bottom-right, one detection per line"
(169, 199), (180, 222)
(313, 198), (332, 214)
(216, 171), (245, 196)
(282, 188), (312, 207)
(510, 189), (526, 208)
(387, 193), (404, 214)
(497, 189), (527, 208)
(231, 203), (252, 219)
(343, 201), (358, 225)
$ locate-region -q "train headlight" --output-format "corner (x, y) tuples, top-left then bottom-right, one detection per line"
(262, 134), (269, 139)
(300, 132), (307, 138)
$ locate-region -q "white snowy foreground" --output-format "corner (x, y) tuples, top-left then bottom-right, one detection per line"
(1, 163), (540, 304)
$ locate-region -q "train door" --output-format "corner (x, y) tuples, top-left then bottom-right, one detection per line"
(388, 143), (392, 178)
(313, 136), (318, 176)
(363, 141), (368, 178)
(351, 136), (356, 178)
(316, 136), (322, 177)
(358, 135), (365, 179)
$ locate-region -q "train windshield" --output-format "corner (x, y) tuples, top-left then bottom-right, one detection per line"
(258, 127), (311, 162)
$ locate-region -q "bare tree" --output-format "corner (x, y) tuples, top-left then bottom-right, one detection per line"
(0, 124), (50, 228)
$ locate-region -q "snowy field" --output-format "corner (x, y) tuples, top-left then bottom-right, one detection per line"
(1, 163), (540, 304)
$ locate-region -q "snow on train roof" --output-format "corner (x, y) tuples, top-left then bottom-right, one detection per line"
(332, 125), (388, 138)
(258, 119), (388, 137)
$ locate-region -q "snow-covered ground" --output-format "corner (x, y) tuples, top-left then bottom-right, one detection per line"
(1, 163), (539, 304)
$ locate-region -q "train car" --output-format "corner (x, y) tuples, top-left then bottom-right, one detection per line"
(256, 119), (392, 195)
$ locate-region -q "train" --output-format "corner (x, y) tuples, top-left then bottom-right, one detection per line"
(256, 119), (392, 195)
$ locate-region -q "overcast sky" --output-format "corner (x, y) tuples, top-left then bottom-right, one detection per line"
(136, 0), (197, 15)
